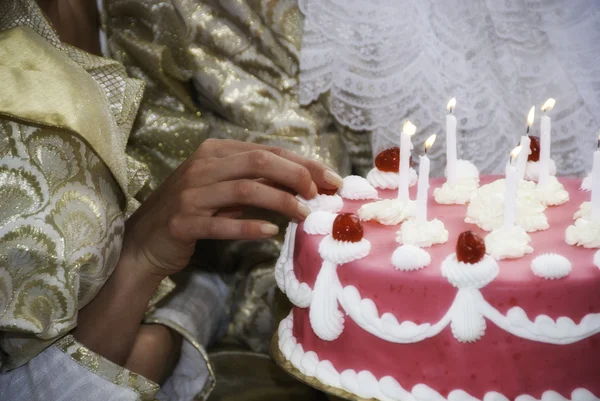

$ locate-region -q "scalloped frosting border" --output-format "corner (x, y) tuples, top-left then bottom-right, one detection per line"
(278, 313), (600, 401)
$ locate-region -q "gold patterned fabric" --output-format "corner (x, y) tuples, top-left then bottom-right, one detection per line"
(0, 0), (180, 384)
(103, 0), (372, 353)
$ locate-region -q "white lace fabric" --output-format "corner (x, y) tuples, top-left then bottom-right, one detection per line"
(299, 0), (600, 176)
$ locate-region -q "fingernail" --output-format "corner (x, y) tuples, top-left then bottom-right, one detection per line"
(260, 223), (279, 236)
(309, 182), (318, 197)
(324, 169), (343, 187)
(298, 202), (311, 219)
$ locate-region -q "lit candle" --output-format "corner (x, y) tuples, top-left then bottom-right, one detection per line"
(504, 146), (521, 229)
(516, 135), (531, 181)
(416, 134), (437, 222)
(446, 98), (457, 185)
(398, 120), (416, 202)
(539, 98), (556, 185)
(592, 135), (600, 221)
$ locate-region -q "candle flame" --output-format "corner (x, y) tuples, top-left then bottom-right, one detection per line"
(402, 120), (417, 136)
(511, 146), (522, 162)
(541, 98), (556, 112)
(527, 106), (535, 126)
(447, 97), (456, 113)
(424, 134), (437, 151)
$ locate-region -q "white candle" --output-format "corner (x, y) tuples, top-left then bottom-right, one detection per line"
(504, 147), (521, 229)
(516, 136), (531, 181)
(539, 98), (555, 186)
(416, 135), (437, 222)
(592, 146), (600, 221)
(398, 120), (416, 202)
(446, 98), (457, 185)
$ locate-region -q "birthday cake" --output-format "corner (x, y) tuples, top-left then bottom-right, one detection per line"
(273, 141), (600, 401)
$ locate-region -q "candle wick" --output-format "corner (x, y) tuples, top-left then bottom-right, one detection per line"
(526, 126), (530, 134)
(597, 138), (600, 149)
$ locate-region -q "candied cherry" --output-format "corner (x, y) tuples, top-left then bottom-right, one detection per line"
(332, 213), (364, 242)
(375, 147), (413, 172)
(318, 187), (338, 196)
(527, 135), (540, 162)
(456, 231), (486, 264)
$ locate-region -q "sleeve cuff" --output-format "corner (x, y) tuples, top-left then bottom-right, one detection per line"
(145, 271), (229, 401)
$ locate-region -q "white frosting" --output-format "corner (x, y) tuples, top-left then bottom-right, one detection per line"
(340, 175), (378, 200)
(433, 178), (479, 205)
(303, 211), (337, 235)
(391, 245), (431, 271)
(366, 167), (417, 190)
(318, 235), (371, 265)
(530, 253), (572, 280)
(524, 159), (557, 181)
(396, 218), (449, 248)
(457, 159), (480, 179)
(536, 176), (569, 206)
(450, 288), (487, 342)
(485, 226), (533, 260)
(275, 222), (297, 292)
(581, 172), (592, 191)
(566, 217), (600, 248)
(299, 194), (343, 213)
(278, 313), (599, 401)
(339, 285), (447, 343)
(574, 202), (591, 220)
(274, 222), (314, 307)
(441, 254), (499, 289)
(466, 179), (548, 232)
(358, 199), (415, 225)
(309, 260), (344, 341)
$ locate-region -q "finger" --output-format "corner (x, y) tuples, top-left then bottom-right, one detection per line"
(169, 216), (280, 241)
(186, 150), (317, 198)
(185, 180), (311, 220)
(215, 207), (244, 218)
(195, 140), (343, 190)
(254, 178), (296, 194)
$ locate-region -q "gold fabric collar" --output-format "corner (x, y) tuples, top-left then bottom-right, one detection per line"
(0, 26), (134, 198)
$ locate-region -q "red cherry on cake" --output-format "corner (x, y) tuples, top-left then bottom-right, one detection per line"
(527, 135), (540, 162)
(456, 231), (486, 264)
(375, 147), (413, 172)
(318, 187), (338, 196)
(332, 213), (364, 243)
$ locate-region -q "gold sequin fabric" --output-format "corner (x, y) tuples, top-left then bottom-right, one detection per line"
(103, 0), (372, 352)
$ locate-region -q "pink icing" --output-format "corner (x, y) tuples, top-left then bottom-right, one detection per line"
(291, 177), (600, 399)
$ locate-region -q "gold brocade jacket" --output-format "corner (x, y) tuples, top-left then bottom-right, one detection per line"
(0, 1), (225, 400)
(101, 0), (372, 352)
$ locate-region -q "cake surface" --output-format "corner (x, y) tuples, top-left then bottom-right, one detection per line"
(276, 176), (600, 400)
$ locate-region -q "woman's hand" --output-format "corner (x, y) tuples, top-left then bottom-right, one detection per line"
(124, 139), (343, 278)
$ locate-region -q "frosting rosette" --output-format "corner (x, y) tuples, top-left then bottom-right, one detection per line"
(366, 167), (417, 190)
(395, 218), (448, 247)
(536, 176), (569, 206)
(433, 179), (479, 205)
(465, 179), (548, 232)
(441, 254), (499, 289)
(581, 172), (592, 191)
(299, 194), (343, 213)
(531, 253), (572, 280)
(484, 226), (533, 260)
(391, 245), (431, 271)
(303, 211), (337, 235)
(566, 218), (600, 248)
(357, 199), (415, 225)
(318, 235), (371, 265)
(447, 159), (480, 180)
(574, 201), (591, 220)
(339, 175), (378, 200)
(525, 159), (557, 181)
